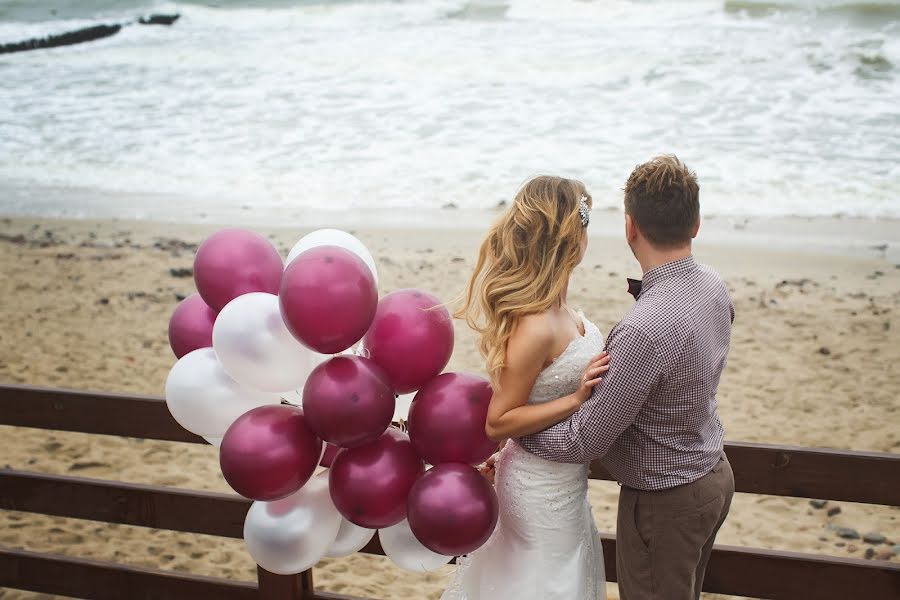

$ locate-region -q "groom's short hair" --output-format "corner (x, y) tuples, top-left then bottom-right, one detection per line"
(624, 155), (699, 248)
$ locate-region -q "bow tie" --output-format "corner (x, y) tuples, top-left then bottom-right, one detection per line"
(627, 278), (642, 300)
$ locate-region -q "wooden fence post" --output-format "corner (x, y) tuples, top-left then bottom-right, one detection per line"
(256, 567), (315, 600)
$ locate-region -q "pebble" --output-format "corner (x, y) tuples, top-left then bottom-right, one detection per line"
(865, 548), (875, 559)
(169, 267), (193, 278)
(99, 297), (109, 305)
(837, 527), (860, 540)
(875, 550), (896, 561)
(809, 499), (828, 509)
(847, 544), (858, 553)
(776, 278), (812, 289)
(894, 544), (900, 554)
(175, 293), (187, 301)
(827, 506), (842, 517)
(818, 347), (831, 356)
(863, 532), (886, 545)
(835, 542), (845, 548)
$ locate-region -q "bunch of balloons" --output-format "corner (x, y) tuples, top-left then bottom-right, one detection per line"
(165, 228), (500, 574)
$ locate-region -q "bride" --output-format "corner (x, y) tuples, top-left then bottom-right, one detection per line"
(443, 176), (610, 599)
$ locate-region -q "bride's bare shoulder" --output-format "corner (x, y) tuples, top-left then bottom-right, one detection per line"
(509, 312), (555, 345)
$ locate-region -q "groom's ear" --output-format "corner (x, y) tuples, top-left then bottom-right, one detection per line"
(625, 213), (638, 243)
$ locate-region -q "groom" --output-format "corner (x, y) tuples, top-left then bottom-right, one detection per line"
(518, 155), (735, 600)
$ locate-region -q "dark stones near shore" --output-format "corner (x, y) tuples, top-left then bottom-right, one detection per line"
(154, 238), (198, 257)
(837, 527), (860, 540)
(818, 347), (831, 356)
(0, 231), (61, 248)
(809, 499), (828, 509)
(875, 550), (896, 561)
(863, 532), (886, 545)
(0, 233), (27, 245)
(776, 278), (814, 290)
(169, 268), (193, 278)
(175, 293), (187, 301)
(865, 548), (876, 559)
(827, 506), (842, 517)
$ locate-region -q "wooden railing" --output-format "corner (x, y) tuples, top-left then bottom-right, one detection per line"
(0, 384), (898, 599)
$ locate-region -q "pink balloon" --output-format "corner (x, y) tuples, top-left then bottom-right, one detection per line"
(280, 246), (378, 354)
(363, 289), (454, 394)
(408, 372), (497, 466)
(320, 443), (341, 468)
(303, 356), (395, 448)
(220, 405), (322, 501)
(168, 293), (217, 358)
(407, 463), (499, 556)
(194, 229), (283, 312)
(329, 428), (424, 528)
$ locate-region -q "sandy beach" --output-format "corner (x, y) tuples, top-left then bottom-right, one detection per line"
(0, 213), (898, 600)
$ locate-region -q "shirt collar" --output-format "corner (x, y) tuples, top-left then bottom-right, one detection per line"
(629, 255), (698, 299)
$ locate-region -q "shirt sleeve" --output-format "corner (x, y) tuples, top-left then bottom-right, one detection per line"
(517, 324), (665, 464)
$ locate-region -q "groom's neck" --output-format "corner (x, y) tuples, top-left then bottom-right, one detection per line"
(637, 243), (693, 275)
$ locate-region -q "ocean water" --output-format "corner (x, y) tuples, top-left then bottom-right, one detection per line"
(0, 0), (898, 222)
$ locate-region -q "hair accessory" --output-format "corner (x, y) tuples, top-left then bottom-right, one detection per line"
(578, 195), (590, 227)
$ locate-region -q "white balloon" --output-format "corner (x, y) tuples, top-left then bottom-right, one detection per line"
(244, 473), (342, 575)
(165, 348), (280, 438)
(380, 519), (453, 572)
(327, 518), (376, 558)
(213, 292), (320, 393)
(286, 229), (378, 284)
(394, 393), (415, 422)
(203, 436), (222, 448)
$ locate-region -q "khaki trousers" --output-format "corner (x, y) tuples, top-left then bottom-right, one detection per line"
(616, 455), (734, 600)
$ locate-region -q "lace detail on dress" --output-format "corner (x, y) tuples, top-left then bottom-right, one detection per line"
(441, 313), (607, 600)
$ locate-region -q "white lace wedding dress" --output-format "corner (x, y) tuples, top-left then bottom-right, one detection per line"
(442, 313), (607, 600)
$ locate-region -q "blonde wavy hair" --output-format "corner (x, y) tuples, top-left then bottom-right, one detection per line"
(456, 176), (592, 386)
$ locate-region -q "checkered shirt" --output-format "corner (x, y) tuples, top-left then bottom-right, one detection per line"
(518, 255), (734, 491)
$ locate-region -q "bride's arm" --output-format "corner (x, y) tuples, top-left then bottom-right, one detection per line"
(484, 315), (608, 442)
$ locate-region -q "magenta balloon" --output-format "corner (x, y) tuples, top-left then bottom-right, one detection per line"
(320, 443), (342, 468)
(220, 405), (322, 501)
(280, 246), (378, 354)
(303, 356), (396, 448)
(408, 372), (497, 466)
(328, 428), (424, 528)
(193, 228), (283, 312)
(407, 463), (499, 556)
(167, 293), (217, 358)
(363, 289), (454, 394)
